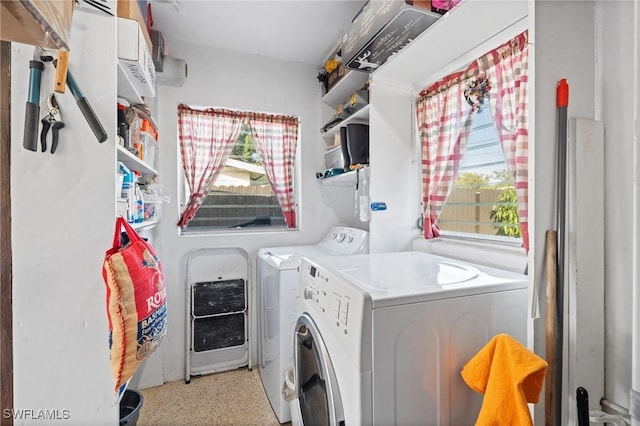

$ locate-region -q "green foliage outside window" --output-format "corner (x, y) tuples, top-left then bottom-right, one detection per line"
(489, 186), (521, 237)
(455, 172), (489, 189)
(231, 124), (260, 164)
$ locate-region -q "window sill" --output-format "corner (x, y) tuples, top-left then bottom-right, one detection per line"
(179, 225), (296, 237)
(411, 233), (527, 274)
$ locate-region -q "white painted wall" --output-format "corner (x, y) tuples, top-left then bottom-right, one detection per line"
(368, 83), (416, 253)
(10, 8), (118, 426)
(144, 40), (345, 385)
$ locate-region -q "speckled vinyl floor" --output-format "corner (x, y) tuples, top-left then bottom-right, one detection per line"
(137, 367), (286, 426)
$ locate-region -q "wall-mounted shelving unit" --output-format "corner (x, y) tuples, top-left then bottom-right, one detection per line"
(116, 19), (160, 232)
(322, 70), (369, 108)
(117, 145), (157, 179)
(317, 167), (369, 187)
(322, 105), (370, 142)
(132, 217), (160, 230)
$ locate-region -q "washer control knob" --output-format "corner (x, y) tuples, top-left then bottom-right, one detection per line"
(304, 287), (314, 300)
(330, 233), (337, 240)
(336, 233), (346, 242)
(346, 236), (354, 243)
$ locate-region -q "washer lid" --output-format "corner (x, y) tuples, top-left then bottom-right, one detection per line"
(259, 245), (343, 270)
(319, 251), (528, 307)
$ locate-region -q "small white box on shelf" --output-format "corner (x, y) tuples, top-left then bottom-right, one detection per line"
(141, 131), (157, 169)
(324, 145), (343, 169)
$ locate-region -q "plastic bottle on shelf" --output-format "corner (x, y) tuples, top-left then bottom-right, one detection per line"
(134, 139), (144, 161)
(119, 163), (136, 223)
(117, 103), (131, 149)
(118, 162), (129, 198)
(135, 184), (145, 223)
(133, 171), (144, 223)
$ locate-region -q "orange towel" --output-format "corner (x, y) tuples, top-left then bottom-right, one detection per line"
(461, 333), (548, 426)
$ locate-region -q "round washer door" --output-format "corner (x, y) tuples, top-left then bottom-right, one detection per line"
(294, 314), (344, 426)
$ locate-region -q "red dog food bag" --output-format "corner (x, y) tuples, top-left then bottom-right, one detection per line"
(102, 217), (167, 391)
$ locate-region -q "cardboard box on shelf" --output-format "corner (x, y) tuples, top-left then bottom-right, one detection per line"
(117, 0), (152, 53)
(118, 17), (156, 98)
(1, 0), (75, 50)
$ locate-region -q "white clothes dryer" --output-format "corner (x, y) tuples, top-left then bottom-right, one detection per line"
(293, 251), (529, 425)
(257, 227), (368, 423)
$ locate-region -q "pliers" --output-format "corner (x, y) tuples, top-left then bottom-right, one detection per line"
(40, 93), (65, 154)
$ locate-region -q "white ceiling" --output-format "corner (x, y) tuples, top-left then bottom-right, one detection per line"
(149, 0), (367, 65)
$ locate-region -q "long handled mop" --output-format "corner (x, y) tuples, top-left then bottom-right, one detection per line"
(546, 78), (569, 426)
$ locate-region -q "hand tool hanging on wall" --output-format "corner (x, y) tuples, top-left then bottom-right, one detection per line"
(40, 49), (108, 143)
(44, 54), (108, 143)
(54, 50), (69, 94)
(40, 94), (65, 154)
(24, 48), (108, 151)
(23, 50), (45, 151)
(59, 60), (108, 142)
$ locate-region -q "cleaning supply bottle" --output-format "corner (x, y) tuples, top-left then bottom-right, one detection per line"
(118, 162), (130, 199)
(119, 164), (136, 223)
(133, 171), (144, 223)
(135, 185), (144, 223)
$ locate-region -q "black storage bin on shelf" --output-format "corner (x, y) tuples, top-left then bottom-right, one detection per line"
(346, 123), (370, 167)
(120, 389), (143, 426)
(340, 126), (350, 171)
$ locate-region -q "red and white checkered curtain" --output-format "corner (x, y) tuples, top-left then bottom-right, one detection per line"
(177, 104), (244, 228)
(482, 31), (530, 251)
(247, 113), (299, 228)
(416, 72), (475, 239)
(416, 31), (529, 250)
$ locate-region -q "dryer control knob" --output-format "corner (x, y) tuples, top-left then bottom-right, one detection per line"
(336, 233), (346, 242)
(304, 287), (314, 300)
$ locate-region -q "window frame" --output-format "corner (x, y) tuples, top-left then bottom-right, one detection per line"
(412, 29), (529, 251)
(177, 105), (302, 235)
(437, 106), (522, 244)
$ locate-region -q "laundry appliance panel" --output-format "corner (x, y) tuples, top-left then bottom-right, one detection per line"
(294, 251), (529, 425)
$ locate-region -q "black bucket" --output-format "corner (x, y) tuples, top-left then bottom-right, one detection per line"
(119, 390), (143, 426)
(346, 123), (369, 166)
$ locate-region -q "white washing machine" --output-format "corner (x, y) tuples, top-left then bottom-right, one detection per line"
(293, 251), (529, 425)
(257, 227), (368, 423)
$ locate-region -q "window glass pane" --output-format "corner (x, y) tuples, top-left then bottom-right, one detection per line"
(184, 123), (287, 231)
(438, 109), (521, 240)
